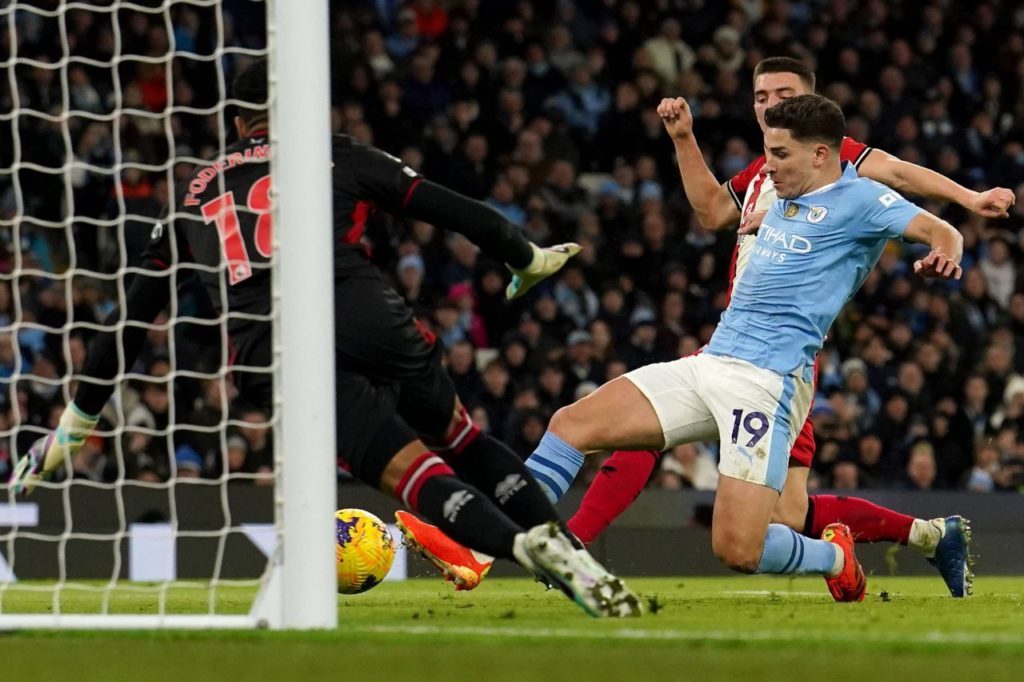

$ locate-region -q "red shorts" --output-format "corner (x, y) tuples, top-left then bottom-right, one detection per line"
(789, 415), (815, 467)
(789, 356), (819, 467)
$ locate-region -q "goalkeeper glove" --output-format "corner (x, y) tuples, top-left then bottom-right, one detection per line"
(9, 402), (100, 495)
(506, 242), (582, 300)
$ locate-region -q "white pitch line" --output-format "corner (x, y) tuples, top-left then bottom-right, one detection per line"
(344, 624), (1024, 647)
(723, 589), (1024, 598)
(722, 590), (832, 596)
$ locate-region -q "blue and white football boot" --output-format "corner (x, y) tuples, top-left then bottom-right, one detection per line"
(927, 515), (974, 598)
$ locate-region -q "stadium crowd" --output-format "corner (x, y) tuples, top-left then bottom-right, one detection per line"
(2, 0), (1024, 494)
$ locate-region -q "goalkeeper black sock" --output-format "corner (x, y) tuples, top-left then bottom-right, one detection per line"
(448, 432), (565, 532)
(395, 451), (523, 561)
(412, 474), (523, 561)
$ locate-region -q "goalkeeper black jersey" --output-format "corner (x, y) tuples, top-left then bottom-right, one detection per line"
(143, 132), (423, 326)
(143, 130), (274, 326)
(75, 130), (527, 416)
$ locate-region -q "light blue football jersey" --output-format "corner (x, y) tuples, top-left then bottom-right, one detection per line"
(705, 162), (923, 379)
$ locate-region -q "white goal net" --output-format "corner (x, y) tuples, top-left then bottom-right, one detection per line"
(0, 0), (335, 629)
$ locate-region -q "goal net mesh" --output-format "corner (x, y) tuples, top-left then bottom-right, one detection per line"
(0, 0), (278, 621)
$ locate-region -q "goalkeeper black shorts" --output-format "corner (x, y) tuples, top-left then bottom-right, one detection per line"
(229, 321), (273, 410)
(225, 272), (458, 487)
(333, 273), (457, 485)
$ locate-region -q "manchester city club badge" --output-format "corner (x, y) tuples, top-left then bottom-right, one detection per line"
(808, 206), (828, 223)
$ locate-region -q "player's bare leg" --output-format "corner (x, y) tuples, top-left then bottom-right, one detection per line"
(712, 475), (779, 572)
(525, 377), (667, 502)
(715, 474), (865, 600)
(771, 465), (810, 530)
(547, 377), (667, 452)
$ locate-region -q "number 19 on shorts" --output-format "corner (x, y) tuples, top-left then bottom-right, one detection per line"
(730, 409), (769, 448)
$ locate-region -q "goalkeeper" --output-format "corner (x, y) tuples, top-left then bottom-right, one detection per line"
(9, 60), (639, 617)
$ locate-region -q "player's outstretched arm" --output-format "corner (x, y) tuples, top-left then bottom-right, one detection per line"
(657, 97), (741, 231)
(903, 212), (964, 280)
(9, 262), (172, 495)
(858, 149), (1015, 218)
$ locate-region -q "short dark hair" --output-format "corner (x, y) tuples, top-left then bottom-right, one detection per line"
(763, 94), (845, 151)
(753, 57), (816, 92)
(232, 59), (268, 127)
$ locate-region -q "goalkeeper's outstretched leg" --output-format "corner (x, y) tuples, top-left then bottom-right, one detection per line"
(344, 371), (639, 618)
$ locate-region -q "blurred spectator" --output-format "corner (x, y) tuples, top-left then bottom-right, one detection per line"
(899, 441), (939, 491)
(123, 379), (171, 481)
(446, 340), (482, 405)
(554, 265), (598, 329)
(854, 434), (890, 489)
(839, 357), (881, 433)
(447, 281), (487, 347)
(978, 237), (1015, 308)
(536, 363), (569, 414)
(225, 407), (274, 484)
(966, 442), (1002, 492)
(539, 160), (589, 240)
(484, 176), (526, 227)
(562, 329), (604, 397)
(587, 319), (615, 363)
(364, 30), (395, 79)
(621, 319), (664, 370)
(656, 443), (718, 491)
(831, 460), (860, 490)
(409, 0), (448, 41)
(396, 252), (432, 312)
(642, 18), (694, 88)
(981, 344), (1018, 417)
(385, 8), (421, 60)
(929, 396), (974, 488)
(962, 374), (992, 440)
(508, 408), (547, 458)
(403, 53), (452, 127)
(479, 359), (512, 437)
(174, 444), (205, 480)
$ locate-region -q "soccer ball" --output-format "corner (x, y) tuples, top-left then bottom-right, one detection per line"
(335, 508), (395, 594)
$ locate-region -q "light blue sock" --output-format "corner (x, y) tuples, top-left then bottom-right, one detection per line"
(525, 432), (585, 504)
(756, 523), (838, 575)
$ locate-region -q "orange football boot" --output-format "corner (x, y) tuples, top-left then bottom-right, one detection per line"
(822, 522), (867, 602)
(394, 510), (493, 591)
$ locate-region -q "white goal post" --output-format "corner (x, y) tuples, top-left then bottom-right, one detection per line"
(0, 0), (336, 630)
(267, 0), (336, 630)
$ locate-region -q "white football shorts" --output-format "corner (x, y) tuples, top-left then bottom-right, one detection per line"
(624, 353), (813, 492)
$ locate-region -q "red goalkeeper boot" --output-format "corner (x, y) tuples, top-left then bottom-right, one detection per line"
(822, 523), (867, 602)
(395, 510), (493, 591)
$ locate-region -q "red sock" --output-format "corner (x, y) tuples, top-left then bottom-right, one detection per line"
(567, 451), (659, 545)
(806, 494), (914, 545)
(394, 452), (454, 510)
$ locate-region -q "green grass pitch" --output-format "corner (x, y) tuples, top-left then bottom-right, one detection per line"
(3, 576), (1024, 682)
